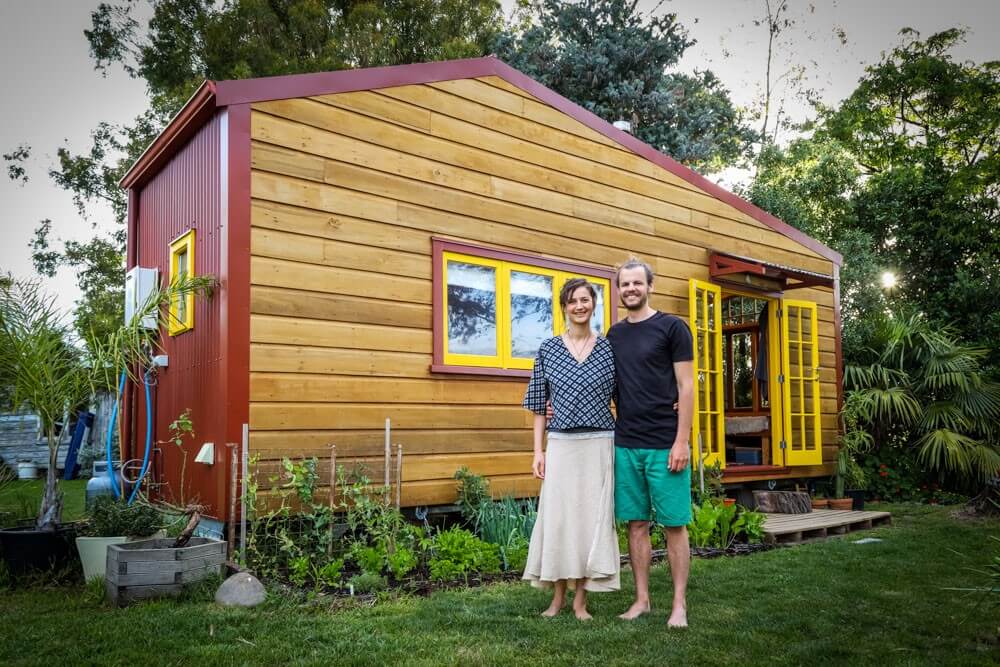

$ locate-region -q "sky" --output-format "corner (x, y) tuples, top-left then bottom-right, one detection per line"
(0, 0), (997, 316)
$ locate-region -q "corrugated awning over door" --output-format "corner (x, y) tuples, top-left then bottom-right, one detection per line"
(709, 252), (834, 292)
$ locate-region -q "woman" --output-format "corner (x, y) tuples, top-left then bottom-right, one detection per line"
(522, 278), (619, 620)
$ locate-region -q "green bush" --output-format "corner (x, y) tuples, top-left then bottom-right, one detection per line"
(387, 546), (418, 579)
(348, 572), (387, 594)
(454, 467), (491, 524)
(81, 496), (162, 538)
(427, 527), (501, 581)
(688, 499), (766, 548)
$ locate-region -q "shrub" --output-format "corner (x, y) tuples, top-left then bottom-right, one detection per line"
(348, 572), (387, 594)
(454, 467), (491, 524)
(81, 496), (162, 538)
(387, 546), (418, 579)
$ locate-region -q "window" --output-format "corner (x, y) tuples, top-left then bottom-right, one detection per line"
(168, 230), (195, 336)
(721, 295), (768, 413)
(433, 239), (614, 374)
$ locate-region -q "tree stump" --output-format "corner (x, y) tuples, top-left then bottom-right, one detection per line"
(752, 490), (812, 514)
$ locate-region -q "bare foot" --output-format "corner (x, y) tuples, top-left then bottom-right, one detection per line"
(618, 600), (651, 620)
(574, 607), (593, 621)
(667, 607), (688, 628)
(541, 601), (565, 617)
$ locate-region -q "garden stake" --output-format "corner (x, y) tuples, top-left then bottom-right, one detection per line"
(395, 444), (403, 509)
(328, 443), (337, 556)
(384, 418), (391, 501)
(240, 423), (248, 567)
(227, 443), (237, 561)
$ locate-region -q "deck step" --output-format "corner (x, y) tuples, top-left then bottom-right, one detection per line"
(762, 509), (891, 545)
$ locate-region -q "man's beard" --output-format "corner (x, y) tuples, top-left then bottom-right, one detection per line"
(621, 292), (648, 311)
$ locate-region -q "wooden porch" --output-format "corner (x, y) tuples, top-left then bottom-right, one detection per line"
(762, 509), (892, 545)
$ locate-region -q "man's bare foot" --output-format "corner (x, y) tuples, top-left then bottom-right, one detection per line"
(618, 600), (651, 620)
(667, 607), (688, 628)
(574, 607), (593, 621)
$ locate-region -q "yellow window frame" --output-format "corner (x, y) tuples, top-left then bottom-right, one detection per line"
(168, 230), (195, 336)
(442, 252), (613, 371)
(689, 279), (726, 469)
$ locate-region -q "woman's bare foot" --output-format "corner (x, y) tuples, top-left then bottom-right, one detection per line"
(574, 607), (593, 621)
(618, 599), (651, 620)
(667, 606), (688, 628)
(541, 599), (565, 617)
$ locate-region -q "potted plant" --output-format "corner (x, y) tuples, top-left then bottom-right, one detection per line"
(834, 394), (876, 511)
(75, 496), (163, 581)
(0, 277), (213, 579)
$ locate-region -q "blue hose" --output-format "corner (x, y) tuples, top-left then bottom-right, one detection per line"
(127, 370), (154, 505)
(105, 367), (155, 505)
(105, 371), (126, 499)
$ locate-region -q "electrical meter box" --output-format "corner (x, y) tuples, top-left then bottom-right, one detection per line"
(124, 266), (159, 329)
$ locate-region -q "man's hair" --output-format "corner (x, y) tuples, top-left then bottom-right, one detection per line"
(559, 277), (597, 310)
(615, 257), (654, 287)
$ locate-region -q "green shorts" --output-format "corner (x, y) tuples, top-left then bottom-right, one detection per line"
(614, 446), (692, 526)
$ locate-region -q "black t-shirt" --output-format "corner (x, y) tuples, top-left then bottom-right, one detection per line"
(607, 311), (694, 449)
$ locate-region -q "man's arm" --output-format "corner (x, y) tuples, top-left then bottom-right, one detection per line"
(669, 360), (694, 472)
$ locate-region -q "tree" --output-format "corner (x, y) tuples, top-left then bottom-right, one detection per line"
(744, 137), (884, 362)
(824, 28), (1000, 363)
(19, 0), (504, 348)
(495, 0), (756, 172)
(845, 310), (1000, 491)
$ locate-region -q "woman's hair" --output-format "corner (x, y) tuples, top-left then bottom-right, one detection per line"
(559, 278), (597, 311)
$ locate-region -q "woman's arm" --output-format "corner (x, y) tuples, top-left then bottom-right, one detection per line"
(531, 413), (547, 479)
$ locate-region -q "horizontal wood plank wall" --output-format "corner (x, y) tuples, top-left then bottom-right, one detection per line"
(248, 77), (840, 505)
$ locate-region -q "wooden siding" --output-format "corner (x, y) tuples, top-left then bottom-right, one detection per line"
(248, 76), (839, 506)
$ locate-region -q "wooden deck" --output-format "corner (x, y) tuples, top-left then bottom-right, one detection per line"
(762, 509), (892, 545)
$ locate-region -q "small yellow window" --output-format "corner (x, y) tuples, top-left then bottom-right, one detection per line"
(168, 230), (195, 336)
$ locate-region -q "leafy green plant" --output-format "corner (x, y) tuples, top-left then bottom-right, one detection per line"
(350, 541), (386, 576)
(387, 546), (418, 579)
(289, 555), (310, 587)
(473, 495), (536, 546)
(741, 509), (767, 544)
(315, 558), (345, 588)
(688, 498), (723, 548)
(157, 410), (194, 506)
(454, 466), (491, 524)
(500, 534), (529, 572)
(427, 527), (501, 581)
(80, 495), (162, 537)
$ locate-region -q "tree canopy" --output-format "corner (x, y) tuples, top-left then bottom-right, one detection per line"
(495, 0), (757, 172)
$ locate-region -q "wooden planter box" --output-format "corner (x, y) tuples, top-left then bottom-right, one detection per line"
(105, 537), (225, 607)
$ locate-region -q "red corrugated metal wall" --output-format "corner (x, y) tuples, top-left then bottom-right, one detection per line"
(133, 111), (227, 515)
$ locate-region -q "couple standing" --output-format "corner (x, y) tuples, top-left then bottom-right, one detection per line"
(521, 259), (694, 625)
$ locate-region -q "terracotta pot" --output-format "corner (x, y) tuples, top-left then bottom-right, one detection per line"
(811, 498), (830, 509)
(723, 498), (737, 507)
(829, 498), (854, 510)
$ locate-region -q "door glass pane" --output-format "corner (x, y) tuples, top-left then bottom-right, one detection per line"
(732, 332), (753, 409)
(589, 282), (605, 335)
(509, 270), (553, 359)
(447, 261), (497, 356)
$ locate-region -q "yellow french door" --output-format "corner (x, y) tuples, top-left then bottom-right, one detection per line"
(779, 299), (823, 465)
(689, 279), (725, 468)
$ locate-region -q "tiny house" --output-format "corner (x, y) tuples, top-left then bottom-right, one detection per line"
(121, 57), (844, 520)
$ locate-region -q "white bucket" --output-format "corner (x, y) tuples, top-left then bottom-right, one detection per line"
(16, 461), (38, 480)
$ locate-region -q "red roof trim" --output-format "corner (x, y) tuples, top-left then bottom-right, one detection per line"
(123, 57), (842, 265)
(120, 80), (218, 189)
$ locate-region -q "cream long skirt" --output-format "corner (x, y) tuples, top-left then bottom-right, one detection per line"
(522, 432), (620, 592)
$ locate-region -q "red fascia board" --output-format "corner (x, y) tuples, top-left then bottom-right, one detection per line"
(119, 80), (218, 189)
(126, 57), (842, 265)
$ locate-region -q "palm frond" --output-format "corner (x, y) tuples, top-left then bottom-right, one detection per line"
(919, 401), (972, 432)
(852, 386), (921, 426)
(915, 429), (1000, 481)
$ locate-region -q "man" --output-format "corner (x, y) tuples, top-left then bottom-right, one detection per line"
(606, 258), (694, 627)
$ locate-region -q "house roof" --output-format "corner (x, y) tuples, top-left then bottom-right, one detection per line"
(120, 56), (842, 266)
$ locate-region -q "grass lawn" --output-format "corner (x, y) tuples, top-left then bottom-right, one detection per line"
(0, 479), (88, 524)
(1, 503), (997, 665)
